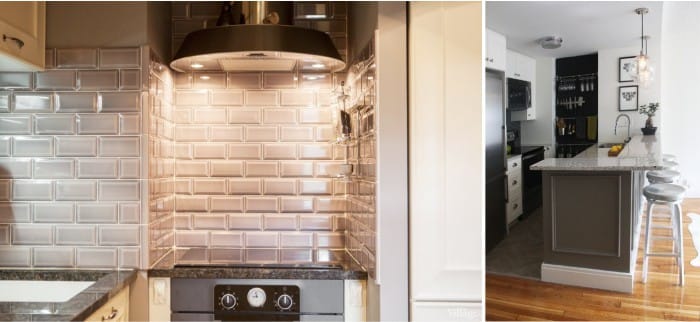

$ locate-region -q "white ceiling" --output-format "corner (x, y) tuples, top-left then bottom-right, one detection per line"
(486, 1), (663, 58)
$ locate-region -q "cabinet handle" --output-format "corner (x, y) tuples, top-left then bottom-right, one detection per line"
(515, 73), (521, 77)
(512, 180), (518, 185)
(2, 34), (24, 49)
(512, 162), (518, 167)
(485, 57), (489, 62)
(513, 203), (518, 209)
(102, 307), (118, 321)
(489, 58), (494, 63)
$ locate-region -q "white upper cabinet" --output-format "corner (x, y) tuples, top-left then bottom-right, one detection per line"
(485, 29), (506, 71)
(506, 50), (535, 82)
(0, 1), (46, 71)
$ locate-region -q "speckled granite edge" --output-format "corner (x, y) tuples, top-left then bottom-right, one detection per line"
(148, 266), (367, 280)
(0, 270), (136, 322)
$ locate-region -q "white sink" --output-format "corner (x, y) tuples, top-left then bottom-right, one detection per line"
(0, 280), (94, 302)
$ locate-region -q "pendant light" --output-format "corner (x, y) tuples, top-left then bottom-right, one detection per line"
(631, 8), (654, 87)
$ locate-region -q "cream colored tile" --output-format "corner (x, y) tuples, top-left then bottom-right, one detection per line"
(193, 179), (227, 195)
(263, 179), (297, 195)
(263, 108), (297, 124)
(228, 214), (262, 230)
(175, 160), (209, 176)
(280, 161), (314, 177)
(245, 126), (278, 142)
(228, 109), (260, 124)
(210, 160), (244, 177)
(246, 90), (279, 106)
(245, 161), (278, 177)
(280, 90), (316, 106)
(228, 178), (262, 195)
(211, 90), (244, 106)
(280, 197), (314, 213)
(210, 126), (243, 142)
(227, 144), (261, 160)
(299, 144), (332, 160)
(245, 196), (278, 212)
(210, 196), (243, 212)
(299, 108), (332, 124)
(193, 143), (227, 159)
(281, 127), (314, 142)
(193, 108), (227, 124)
(263, 144), (297, 160)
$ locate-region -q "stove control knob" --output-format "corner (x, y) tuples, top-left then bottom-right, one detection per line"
(247, 287), (267, 308)
(220, 293), (237, 310)
(276, 294), (294, 311)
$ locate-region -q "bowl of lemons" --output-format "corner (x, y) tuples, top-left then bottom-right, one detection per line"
(607, 144), (625, 157)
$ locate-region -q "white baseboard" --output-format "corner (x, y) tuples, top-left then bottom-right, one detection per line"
(541, 263), (634, 293)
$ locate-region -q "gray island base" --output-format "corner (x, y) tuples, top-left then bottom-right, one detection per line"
(531, 134), (665, 293)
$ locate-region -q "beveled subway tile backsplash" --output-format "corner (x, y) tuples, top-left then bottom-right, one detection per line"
(0, 46), (146, 269)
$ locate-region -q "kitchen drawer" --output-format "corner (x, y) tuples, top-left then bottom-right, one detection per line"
(506, 190), (523, 224)
(507, 171), (522, 190)
(85, 285), (129, 322)
(507, 155), (522, 173)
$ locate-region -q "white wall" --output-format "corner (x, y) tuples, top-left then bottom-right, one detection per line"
(520, 57), (555, 157)
(660, 2), (700, 197)
(597, 45), (661, 143)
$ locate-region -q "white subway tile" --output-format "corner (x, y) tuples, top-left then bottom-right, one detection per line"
(55, 136), (97, 156)
(35, 70), (76, 90)
(228, 178), (262, 195)
(99, 136), (140, 157)
(0, 72), (32, 89)
(0, 91), (8, 112)
(210, 196), (243, 212)
(263, 144), (297, 160)
(99, 225), (140, 246)
(245, 161), (278, 177)
(77, 114), (119, 134)
(300, 74), (332, 89)
(12, 224), (53, 245)
(210, 160), (243, 177)
(0, 180), (8, 200)
(211, 90), (244, 106)
(299, 108), (332, 124)
(245, 249), (278, 263)
(246, 126), (278, 142)
(0, 203), (31, 223)
(174, 73), (193, 89)
(228, 109), (260, 124)
(119, 247), (140, 268)
(173, 109), (191, 124)
(175, 125), (208, 141)
(193, 214), (227, 230)
(120, 159), (140, 178)
(210, 126), (243, 142)
(315, 197), (346, 213)
(280, 232), (313, 248)
(56, 48), (97, 68)
(120, 69), (141, 90)
(55, 92), (96, 113)
(13, 92), (54, 112)
(300, 179), (332, 195)
(99, 48), (140, 68)
(174, 215), (191, 229)
(55, 225), (96, 245)
(210, 232), (243, 247)
(76, 247), (117, 267)
(245, 196), (278, 212)
(317, 91), (333, 107)
(264, 179), (297, 195)
(33, 247), (75, 267)
(13, 180), (52, 201)
(175, 195), (209, 211)
(119, 114), (141, 135)
(76, 159), (118, 178)
(0, 137), (10, 156)
(0, 159), (31, 178)
(281, 90), (316, 106)
(281, 127), (314, 142)
(280, 197), (314, 213)
(246, 90), (279, 106)
(299, 214), (333, 230)
(315, 232), (345, 248)
(194, 72), (226, 89)
(193, 108), (227, 124)
(193, 143), (227, 159)
(34, 114), (75, 135)
(176, 90), (208, 105)
(174, 143), (193, 159)
(263, 109), (297, 124)
(228, 73), (261, 89)
(193, 179), (227, 195)
(174, 179), (192, 194)
(34, 159), (73, 179)
(101, 92), (140, 112)
(13, 136), (53, 157)
(175, 231), (209, 247)
(175, 160), (209, 176)
(0, 116), (32, 134)
(34, 203), (74, 223)
(99, 180), (140, 201)
(119, 203), (140, 224)
(280, 161), (314, 177)
(263, 214), (297, 230)
(77, 203), (118, 223)
(78, 70), (118, 90)
(56, 180), (97, 201)
(246, 232), (279, 248)
(280, 249), (313, 263)
(315, 126), (334, 141)
(263, 72), (297, 89)
(0, 248), (31, 266)
(228, 214), (262, 230)
(299, 144), (332, 160)
(227, 144), (261, 159)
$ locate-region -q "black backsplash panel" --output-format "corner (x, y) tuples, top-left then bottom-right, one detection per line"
(555, 53), (598, 158)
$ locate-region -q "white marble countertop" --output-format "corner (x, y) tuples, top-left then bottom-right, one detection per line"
(531, 134), (664, 171)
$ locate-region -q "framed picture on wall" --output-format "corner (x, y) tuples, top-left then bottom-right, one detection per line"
(619, 56), (636, 82)
(619, 85), (638, 111)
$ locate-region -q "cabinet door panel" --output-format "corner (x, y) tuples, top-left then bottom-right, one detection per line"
(0, 1), (45, 70)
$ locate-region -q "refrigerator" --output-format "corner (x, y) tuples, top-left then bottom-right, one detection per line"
(485, 70), (506, 253)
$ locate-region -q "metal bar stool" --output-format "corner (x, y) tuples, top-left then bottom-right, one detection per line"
(647, 170), (681, 184)
(662, 154), (677, 163)
(663, 160), (680, 171)
(642, 183), (687, 285)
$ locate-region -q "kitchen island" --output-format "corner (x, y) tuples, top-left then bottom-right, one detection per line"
(531, 134), (665, 293)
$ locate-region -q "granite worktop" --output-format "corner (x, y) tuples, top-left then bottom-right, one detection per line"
(0, 270), (136, 321)
(148, 249), (368, 280)
(531, 134), (664, 171)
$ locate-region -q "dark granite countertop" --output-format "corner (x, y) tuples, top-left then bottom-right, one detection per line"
(0, 270), (136, 321)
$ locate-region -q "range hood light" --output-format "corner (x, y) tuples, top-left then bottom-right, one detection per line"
(190, 63), (204, 69)
(199, 75), (211, 80)
(311, 63), (325, 69)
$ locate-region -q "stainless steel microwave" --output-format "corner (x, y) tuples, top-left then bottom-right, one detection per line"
(507, 78), (531, 110)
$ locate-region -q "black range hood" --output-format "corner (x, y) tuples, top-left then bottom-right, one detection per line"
(170, 1), (345, 73)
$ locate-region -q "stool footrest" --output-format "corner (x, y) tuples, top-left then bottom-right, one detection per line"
(644, 252), (680, 257)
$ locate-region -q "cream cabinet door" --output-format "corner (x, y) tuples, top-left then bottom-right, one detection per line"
(85, 286), (130, 322)
(409, 0), (482, 310)
(486, 28), (506, 71)
(0, 1), (45, 71)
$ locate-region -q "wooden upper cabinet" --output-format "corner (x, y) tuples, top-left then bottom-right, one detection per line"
(0, 1), (46, 71)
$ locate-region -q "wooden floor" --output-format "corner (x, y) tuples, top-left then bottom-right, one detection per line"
(486, 198), (700, 321)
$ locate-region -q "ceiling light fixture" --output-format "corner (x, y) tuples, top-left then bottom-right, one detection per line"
(537, 36), (563, 49)
(631, 8), (654, 87)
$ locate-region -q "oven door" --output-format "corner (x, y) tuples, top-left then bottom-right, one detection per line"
(172, 313), (343, 322)
(521, 149), (544, 214)
(507, 78), (531, 110)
